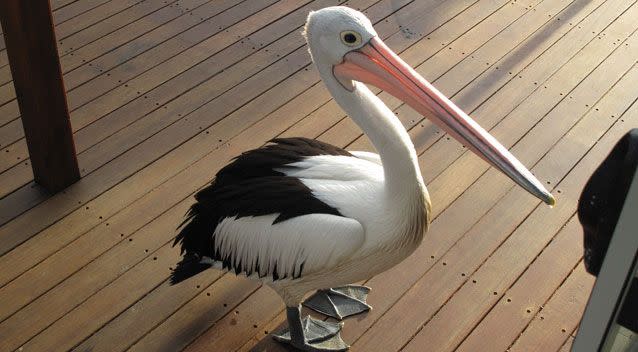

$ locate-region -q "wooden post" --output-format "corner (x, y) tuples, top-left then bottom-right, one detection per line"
(0, 0), (80, 192)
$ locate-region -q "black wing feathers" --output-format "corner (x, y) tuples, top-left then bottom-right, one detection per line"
(171, 138), (349, 284)
(214, 137), (351, 184)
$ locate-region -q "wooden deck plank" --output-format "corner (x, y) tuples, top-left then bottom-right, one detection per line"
(236, 310), (288, 352)
(55, 0), (152, 46)
(509, 262), (595, 352)
(0, 97), (18, 127)
(73, 273), (257, 352)
(455, 216), (584, 352)
(52, 0), (117, 25)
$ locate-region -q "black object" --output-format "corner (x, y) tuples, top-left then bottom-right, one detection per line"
(578, 129), (638, 276)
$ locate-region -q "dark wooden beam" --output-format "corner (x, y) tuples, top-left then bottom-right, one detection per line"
(0, 0), (80, 192)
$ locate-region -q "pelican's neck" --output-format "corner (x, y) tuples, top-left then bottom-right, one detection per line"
(321, 67), (425, 196)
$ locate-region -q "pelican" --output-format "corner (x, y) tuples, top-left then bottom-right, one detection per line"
(171, 6), (554, 351)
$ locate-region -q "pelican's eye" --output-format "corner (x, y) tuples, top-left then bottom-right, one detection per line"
(340, 30), (362, 46)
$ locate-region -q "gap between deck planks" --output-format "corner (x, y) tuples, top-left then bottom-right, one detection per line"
(0, 0), (632, 350)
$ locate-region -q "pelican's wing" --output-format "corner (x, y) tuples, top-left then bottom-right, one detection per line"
(172, 174), (364, 283)
(213, 137), (352, 185)
(172, 138), (370, 284)
(212, 213), (364, 280)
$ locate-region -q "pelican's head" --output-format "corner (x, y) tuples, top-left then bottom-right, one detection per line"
(303, 6), (555, 206)
(303, 7), (376, 67)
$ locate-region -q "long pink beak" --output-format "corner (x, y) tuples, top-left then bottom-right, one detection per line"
(334, 37), (554, 206)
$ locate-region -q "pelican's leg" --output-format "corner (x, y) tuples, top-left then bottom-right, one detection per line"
(303, 285), (372, 320)
(273, 305), (349, 351)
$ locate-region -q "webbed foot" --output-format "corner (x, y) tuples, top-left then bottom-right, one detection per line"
(273, 307), (348, 351)
(303, 285), (371, 320)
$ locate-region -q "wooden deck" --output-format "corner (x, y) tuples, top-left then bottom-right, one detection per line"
(0, 0), (636, 350)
